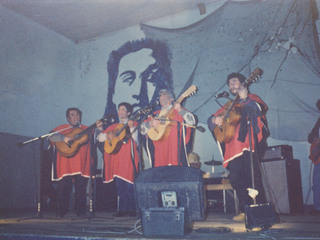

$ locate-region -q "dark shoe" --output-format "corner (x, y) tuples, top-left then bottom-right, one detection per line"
(128, 211), (137, 217)
(113, 212), (126, 217)
(309, 208), (320, 215)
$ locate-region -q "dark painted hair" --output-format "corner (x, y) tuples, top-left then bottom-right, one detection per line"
(104, 38), (173, 119)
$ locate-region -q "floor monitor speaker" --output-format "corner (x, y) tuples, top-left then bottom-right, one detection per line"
(244, 203), (278, 230)
(134, 166), (206, 221)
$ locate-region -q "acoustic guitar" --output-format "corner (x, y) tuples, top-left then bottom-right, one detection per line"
(103, 123), (129, 154)
(213, 68), (263, 143)
(55, 118), (109, 157)
(147, 85), (198, 141)
(309, 141), (320, 164)
(104, 103), (156, 154)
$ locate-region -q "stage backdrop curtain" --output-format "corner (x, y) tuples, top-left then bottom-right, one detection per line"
(140, 0), (320, 141)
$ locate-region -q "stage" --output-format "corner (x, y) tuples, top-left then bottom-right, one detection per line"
(1, 207), (320, 240)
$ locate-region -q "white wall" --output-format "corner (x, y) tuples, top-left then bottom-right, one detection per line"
(0, 5), (77, 137)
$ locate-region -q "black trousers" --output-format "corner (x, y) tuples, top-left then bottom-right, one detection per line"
(227, 151), (266, 213)
(56, 175), (88, 216)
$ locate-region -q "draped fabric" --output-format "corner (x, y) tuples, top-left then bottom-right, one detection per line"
(140, 0), (320, 141)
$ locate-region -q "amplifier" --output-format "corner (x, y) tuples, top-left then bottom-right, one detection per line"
(244, 203), (279, 230)
(141, 207), (188, 237)
(262, 145), (293, 161)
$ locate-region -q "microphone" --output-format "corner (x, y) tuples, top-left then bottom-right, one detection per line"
(215, 91), (229, 98)
(102, 114), (115, 124)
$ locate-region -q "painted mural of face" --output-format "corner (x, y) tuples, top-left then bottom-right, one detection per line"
(113, 48), (156, 111)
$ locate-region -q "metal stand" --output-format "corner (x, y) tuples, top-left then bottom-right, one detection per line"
(177, 121), (181, 165)
(88, 133), (97, 219)
(18, 126), (74, 219)
(247, 118), (256, 205)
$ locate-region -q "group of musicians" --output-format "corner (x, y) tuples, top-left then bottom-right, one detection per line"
(49, 70), (271, 221)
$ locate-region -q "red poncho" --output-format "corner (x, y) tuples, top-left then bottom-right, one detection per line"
(212, 94), (268, 168)
(51, 124), (91, 181)
(102, 123), (139, 184)
(148, 109), (192, 167)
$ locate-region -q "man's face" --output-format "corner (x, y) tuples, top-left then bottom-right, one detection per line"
(114, 48), (156, 111)
(159, 91), (173, 108)
(67, 110), (81, 126)
(117, 105), (130, 121)
(228, 77), (242, 96)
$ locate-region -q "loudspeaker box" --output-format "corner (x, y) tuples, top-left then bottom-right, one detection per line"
(141, 207), (188, 237)
(244, 203), (279, 230)
(261, 159), (303, 214)
(134, 166), (206, 221)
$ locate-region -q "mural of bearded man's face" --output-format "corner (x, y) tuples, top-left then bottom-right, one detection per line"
(113, 48), (156, 112)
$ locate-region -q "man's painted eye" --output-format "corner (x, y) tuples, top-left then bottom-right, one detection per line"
(120, 70), (136, 86)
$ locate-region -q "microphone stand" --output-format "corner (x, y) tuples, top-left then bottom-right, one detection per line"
(246, 106), (262, 205)
(177, 121), (181, 165)
(18, 126), (74, 219)
(88, 132), (98, 219)
(248, 116), (257, 205)
(19, 125), (74, 146)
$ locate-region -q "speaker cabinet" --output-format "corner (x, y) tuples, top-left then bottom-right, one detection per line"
(134, 166), (206, 221)
(260, 159), (303, 214)
(244, 203), (279, 230)
(141, 207), (188, 237)
(263, 145), (293, 161)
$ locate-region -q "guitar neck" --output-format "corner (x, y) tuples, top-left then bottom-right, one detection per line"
(76, 122), (97, 138)
(221, 68), (263, 120)
(162, 95), (186, 117)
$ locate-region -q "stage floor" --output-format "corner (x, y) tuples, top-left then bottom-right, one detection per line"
(0, 208), (320, 240)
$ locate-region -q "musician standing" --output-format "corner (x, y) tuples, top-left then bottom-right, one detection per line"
(207, 72), (268, 221)
(307, 99), (320, 215)
(97, 102), (139, 217)
(49, 107), (102, 218)
(140, 89), (196, 167)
